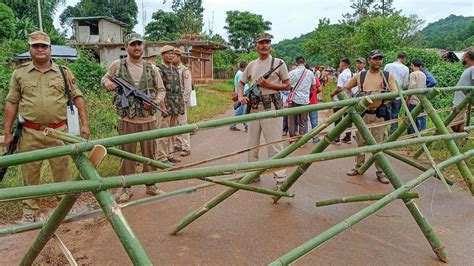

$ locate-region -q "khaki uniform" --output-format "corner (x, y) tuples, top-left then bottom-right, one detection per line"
(156, 63), (185, 161)
(6, 62), (83, 215)
(174, 64), (192, 152)
(102, 58), (166, 176)
(344, 71), (398, 171)
(240, 56), (289, 180)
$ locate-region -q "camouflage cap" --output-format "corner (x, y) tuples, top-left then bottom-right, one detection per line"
(356, 57), (366, 63)
(28, 31), (51, 45)
(161, 45), (176, 54)
(143, 52), (157, 59)
(255, 33), (273, 43)
(126, 33), (144, 45)
(368, 50), (384, 59)
(173, 48), (182, 55)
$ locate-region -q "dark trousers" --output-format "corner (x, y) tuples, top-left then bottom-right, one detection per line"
(389, 99), (402, 134)
(289, 102), (308, 137)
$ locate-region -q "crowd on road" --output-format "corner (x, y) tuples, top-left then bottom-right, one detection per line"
(2, 30), (473, 223)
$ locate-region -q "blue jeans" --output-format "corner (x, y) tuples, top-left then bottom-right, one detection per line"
(389, 99), (402, 134)
(308, 111), (318, 130)
(407, 104), (426, 134)
(230, 104), (247, 128)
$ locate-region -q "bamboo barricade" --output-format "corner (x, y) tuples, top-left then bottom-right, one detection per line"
(0, 86), (472, 264)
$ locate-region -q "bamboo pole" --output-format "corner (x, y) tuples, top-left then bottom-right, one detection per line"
(359, 91), (472, 173)
(420, 94), (474, 194)
(20, 145), (107, 265)
(1, 87), (471, 169)
(0, 134), (466, 204)
(271, 97), (372, 204)
(74, 153), (152, 265)
(344, 93), (448, 262)
(0, 175), (245, 236)
(270, 150), (473, 266)
(169, 105), (354, 235)
(198, 177), (293, 198)
(413, 92), (473, 159)
(315, 192), (419, 207)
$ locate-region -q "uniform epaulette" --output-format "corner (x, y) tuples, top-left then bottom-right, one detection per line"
(16, 62), (30, 69)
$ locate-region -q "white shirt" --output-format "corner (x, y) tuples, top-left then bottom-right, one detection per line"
(333, 68), (353, 101)
(350, 68), (365, 96)
(384, 60), (409, 89)
(288, 66), (315, 105)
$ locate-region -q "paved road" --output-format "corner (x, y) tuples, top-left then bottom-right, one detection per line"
(0, 109), (473, 265)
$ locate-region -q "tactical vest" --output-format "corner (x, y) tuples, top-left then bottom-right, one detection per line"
(115, 59), (158, 119)
(158, 64), (185, 115)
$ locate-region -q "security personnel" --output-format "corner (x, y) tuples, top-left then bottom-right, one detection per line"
(4, 31), (89, 222)
(238, 33), (290, 188)
(102, 35), (166, 202)
(337, 50), (399, 184)
(156, 45), (185, 163)
(172, 48), (192, 156)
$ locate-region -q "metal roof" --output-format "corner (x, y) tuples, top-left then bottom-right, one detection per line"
(14, 45), (78, 60)
(69, 16), (127, 27)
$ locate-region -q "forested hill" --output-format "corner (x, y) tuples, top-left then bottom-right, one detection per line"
(273, 32), (330, 66)
(421, 15), (474, 51)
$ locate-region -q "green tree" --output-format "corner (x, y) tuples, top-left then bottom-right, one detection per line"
(145, 10), (180, 41)
(353, 13), (424, 57)
(343, 0), (396, 23)
(59, 0), (138, 34)
(224, 11), (272, 53)
(171, 0), (204, 34)
(1, 0), (64, 30)
(15, 16), (37, 40)
(421, 15), (474, 50)
(0, 3), (16, 40)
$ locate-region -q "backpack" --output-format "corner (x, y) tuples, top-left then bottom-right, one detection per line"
(359, 70), (390, 92)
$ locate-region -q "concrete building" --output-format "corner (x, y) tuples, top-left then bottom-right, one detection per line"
(68, 16), (227, 83)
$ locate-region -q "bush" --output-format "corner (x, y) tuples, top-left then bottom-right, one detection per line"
(430, 61), (465, 109)
(384, 48), (442, 69)
(67, 49), (107, 95)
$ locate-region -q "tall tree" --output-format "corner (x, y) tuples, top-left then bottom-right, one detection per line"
(59, 0), (138, 34)
(224, 11), (272, 53)
(1, 0), (65, 31)
(342, 0), (395, 23)
(145, 10), (180, 41)
(0, 3), (16, 40)
(171, 0), (204, 34)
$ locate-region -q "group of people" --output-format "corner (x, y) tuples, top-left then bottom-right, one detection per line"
(3, 31), (194, 222)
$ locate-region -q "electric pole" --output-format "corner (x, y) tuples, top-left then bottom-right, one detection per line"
(37, 0), (43, 31)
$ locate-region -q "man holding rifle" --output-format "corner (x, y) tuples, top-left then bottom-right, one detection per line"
(238, 33), (290, 188)
(102, 34), (166, 202)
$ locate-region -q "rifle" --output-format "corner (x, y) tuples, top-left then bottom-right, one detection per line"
(0, 115), (25, 181)
(111, 76), (169, 116)
(234, 61), (284, 110)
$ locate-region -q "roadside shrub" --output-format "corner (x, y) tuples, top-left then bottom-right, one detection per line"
(430, 61), (465, 109)
(384, 48), (442, 69)
(68, 49), (107, 95)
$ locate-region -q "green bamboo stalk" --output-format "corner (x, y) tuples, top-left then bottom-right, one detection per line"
(315, 192), (419, 207)
(272, 96), (373, 204)
(74, 153), (152, 265)
(199, 177), (294, 198)
(0, 175), (245, 236)
(360, 91), (472, 173)
(20, 193), (79, 265)
(45, 129), (173, 170)
(169, 104), (354, 235)
(413, 92), (473, 159)
(394, 87), (450, 192)
(270, 150), (473, 266)
(344, 93), (447, 262)
(420, 94), (474, 194)
(0, 133), (466, 203)
(1, 87), (471, 169)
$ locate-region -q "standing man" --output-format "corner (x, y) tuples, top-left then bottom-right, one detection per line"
(287, 56), (316, 138)
(351, 57), (366, 96)
(238, 33), (290, 187)
(156, 45), (186, 163)
(102, 35), (166, 202)
(230, 61), (249, 132)
(384, 52), (409, 134)
(330, 58), (353, 144)
(4, 31), (89, 222)
(172, 48), (192, 156)
(452, 51), (474, 135)
(406, 58), (427, 134)
(341, 50), (399, 184)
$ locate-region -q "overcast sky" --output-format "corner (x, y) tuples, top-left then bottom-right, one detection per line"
(54, 0), (474, 42)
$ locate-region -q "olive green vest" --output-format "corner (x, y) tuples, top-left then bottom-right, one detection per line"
(115, 59), (158, 118)
(157, 63), (185, 115)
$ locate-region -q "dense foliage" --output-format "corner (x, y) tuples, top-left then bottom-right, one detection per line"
(273, 32), (331, 66)
(145, 0), (203, 41)
(421, 15), (474, 51)
(0, 3), (16, 40)
(224, 11), (272, 53)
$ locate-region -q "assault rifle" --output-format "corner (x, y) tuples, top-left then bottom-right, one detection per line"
(111, 76), (168, 116)
(234, 61), (284, 110)
(0, 115), (25, 181)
